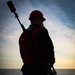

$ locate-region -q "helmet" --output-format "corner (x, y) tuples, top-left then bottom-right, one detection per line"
(29, 10), (46, 21)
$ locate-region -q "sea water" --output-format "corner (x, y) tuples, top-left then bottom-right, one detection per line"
(0, 69), (75, 75)
(0, 69), (22, 75)
(56, 69), (75, 75)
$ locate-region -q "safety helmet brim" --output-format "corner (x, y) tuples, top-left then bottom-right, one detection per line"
(29, 10), (46, 21)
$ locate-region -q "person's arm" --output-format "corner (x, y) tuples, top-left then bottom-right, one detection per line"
(38, 29), (55, 65)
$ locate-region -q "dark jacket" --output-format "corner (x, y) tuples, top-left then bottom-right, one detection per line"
(19, 24), (55, 65)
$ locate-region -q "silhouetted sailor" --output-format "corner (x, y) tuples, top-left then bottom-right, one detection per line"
(19, 10), (55, 75)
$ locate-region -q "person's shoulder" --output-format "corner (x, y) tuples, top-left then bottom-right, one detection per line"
(19, 32), (25, 39)
(39, 26), (48, 32)
(36, 26), (48, 37)
(35, 26), (47, 31)
(20, 32), (25, 36)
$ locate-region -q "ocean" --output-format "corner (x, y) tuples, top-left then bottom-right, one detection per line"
(0, 69), (75, 75)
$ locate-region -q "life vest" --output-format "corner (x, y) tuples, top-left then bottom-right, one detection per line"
(19, 26), (48, 64)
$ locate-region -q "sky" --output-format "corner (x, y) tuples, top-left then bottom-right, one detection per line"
(0, 0), (75, 69)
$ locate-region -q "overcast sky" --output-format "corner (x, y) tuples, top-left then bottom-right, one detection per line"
(0, 0), (75, 69)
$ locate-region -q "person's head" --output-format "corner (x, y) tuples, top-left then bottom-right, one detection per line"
(29, 10), (46, 26)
